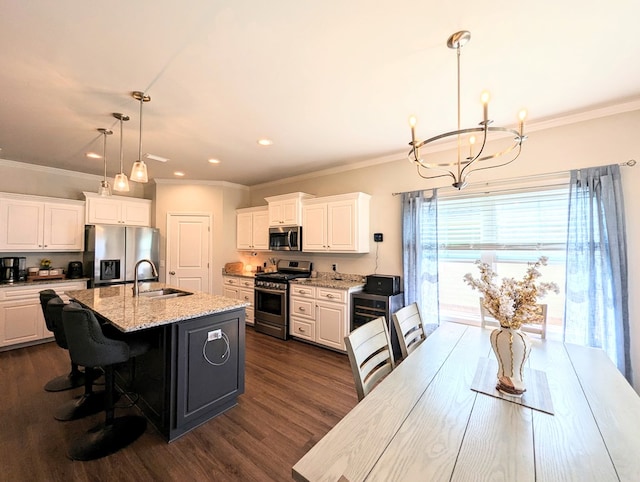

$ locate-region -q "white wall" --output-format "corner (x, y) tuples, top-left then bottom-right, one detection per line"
(249, 109), (640, 391)
(151, 180), (250, 295)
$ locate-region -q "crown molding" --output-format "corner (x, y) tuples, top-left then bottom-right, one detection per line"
(153, 178), (249, 190)
(0, 158), (102, 180)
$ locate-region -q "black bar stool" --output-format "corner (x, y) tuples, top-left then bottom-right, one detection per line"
(39, 289), (86, 392)
(62, 302), (150, 461)
(44, 296), (107, 421)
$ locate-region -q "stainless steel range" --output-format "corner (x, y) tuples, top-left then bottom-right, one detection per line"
(254, 260), (312, 340)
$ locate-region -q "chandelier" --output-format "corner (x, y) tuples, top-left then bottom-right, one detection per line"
(408, 31), (527, 190)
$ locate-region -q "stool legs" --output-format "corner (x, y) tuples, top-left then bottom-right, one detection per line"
(54, 367), (109, 421)
(44, 362), (86, 392)
(67, 365), (147, 461)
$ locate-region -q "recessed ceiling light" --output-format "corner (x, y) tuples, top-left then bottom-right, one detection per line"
(86, 152), (102, 159)
(174, 171), (185, 177)
(208, 158), (221, 164)
(257, 138), (273, 146)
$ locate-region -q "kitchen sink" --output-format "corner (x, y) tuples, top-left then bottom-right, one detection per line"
(138, 288), (193, 300)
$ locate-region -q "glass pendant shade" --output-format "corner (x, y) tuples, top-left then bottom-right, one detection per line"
(113, 172), (130, 192)
(98, 180), (111, 197)
(130, 91), (151, 184)
(113, 113), (130, 192)
(97, 128), (112, 196)
(130, 160), (149, 183)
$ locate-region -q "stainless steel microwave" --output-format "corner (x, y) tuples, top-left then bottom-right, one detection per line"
(269, 226), (302, 251)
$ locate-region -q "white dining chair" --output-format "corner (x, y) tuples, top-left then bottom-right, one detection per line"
(392, 303), (426, 360)
(344, 316), (395, 401)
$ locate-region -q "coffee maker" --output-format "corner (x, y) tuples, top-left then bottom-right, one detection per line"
(1, 257), (27, 283)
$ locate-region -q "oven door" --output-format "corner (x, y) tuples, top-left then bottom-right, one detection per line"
(254, 286), (288, 339)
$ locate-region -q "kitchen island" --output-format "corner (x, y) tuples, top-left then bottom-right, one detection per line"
(68, 282), (248, 442)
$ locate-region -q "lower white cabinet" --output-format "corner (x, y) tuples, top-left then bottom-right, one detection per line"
(222, 275), (255, 325)
(0, 280), (87, 349)
(290, 283), (362, 351)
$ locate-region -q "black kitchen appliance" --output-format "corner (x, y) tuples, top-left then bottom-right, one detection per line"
(1, 257), (26, 283)
(364, 275), (401, 296)
(67, 261), (83, 279)
(254, 259), (312, 339)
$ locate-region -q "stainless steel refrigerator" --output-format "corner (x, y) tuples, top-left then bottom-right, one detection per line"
(83, 225), (160, 287)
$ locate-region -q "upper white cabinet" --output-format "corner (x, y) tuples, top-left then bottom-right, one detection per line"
(236, 206), (269, 250)
(0, 193), (85, 251)
(265, 192), (314, 226)
(302, 192), (370, 253)
(84, 192), (151, 226)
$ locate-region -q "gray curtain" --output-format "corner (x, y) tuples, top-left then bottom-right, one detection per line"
(564, 164), (632, 382)
(401, 189), (439, 326)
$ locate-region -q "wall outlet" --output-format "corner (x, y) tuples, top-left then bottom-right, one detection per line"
(374, 233), (383, 242)
(332, 263), (338, 272)
(208, 329), (222, 341)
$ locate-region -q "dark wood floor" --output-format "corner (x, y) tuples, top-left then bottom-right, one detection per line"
(0, 327), (358, 481)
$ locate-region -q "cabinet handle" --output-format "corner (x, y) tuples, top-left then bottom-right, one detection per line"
(298, 327), (305, 332)
(298, 307), (305, 312)
(326, 294), (334, 299)
(169, 271), (176, 275)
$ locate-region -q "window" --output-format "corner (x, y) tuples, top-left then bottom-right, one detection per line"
(436, 186), (569, 336)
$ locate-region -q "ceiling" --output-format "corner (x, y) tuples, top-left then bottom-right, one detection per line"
(1, 1), (639, 187)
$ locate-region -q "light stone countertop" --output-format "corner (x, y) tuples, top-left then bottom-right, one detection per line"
(67, 282), (248, 333)
(289, 278), (365, 290)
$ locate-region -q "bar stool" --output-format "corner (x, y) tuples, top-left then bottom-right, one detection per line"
(38, 290), (86, 392)
(62, 302), (150, 460)
(45, 296), (107, 421)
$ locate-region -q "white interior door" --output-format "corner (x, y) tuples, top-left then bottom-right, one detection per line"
(167, 214), (211, 293)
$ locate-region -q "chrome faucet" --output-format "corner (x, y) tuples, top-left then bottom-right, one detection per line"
(133, 258), (159, 296)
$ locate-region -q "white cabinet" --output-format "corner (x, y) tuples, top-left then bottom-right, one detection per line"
(265, 192), (314, 226)
(222, 275), (255, 325)
(236, 206), (269, 251)
(290, 283), (361, 351)
(0, 193), (85, 251)
(84, 192), (151, 226)
(0, 280), (87, 349)
(302, 192), (371, 253)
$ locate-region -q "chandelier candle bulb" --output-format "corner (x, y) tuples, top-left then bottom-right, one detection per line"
(469, 135), (476, 159)
(481, 91), (490, 124)
(519, 110), (527, 137)
(409, 116), (417, 144)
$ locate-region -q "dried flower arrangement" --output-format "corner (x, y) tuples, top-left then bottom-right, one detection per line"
(464, 256), (559, 330)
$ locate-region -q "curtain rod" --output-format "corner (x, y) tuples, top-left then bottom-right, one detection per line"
(391, 159), (636, 196)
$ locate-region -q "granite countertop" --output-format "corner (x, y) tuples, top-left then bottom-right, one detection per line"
(67, 282), (248, 333)
(223, 273), (256, 278)
(290, 277), (365, 290)
(0, 277), (90, 288)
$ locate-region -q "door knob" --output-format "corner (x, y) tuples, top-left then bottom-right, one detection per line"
(169, 271), (176, 275)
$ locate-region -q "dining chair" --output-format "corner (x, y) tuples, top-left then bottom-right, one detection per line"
(344, 316), (395, 402)
(392, 302), (426, 360)
(479, 298), (548, 339)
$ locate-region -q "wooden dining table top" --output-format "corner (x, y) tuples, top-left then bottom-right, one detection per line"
(292, 322), (640, 481)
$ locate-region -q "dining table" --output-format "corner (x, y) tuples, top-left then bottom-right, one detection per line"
(292, 322), (640, 481)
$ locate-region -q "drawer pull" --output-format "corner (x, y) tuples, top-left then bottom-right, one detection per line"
(298, 327), (305, 332)
(298, 307), (305, 312)
(326, 294), (334, 299)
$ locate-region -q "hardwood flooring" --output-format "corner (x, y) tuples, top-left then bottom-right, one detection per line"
(0, 327), (358, 481)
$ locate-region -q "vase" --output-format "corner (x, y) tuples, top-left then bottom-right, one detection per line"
(489, 327), (532, 396)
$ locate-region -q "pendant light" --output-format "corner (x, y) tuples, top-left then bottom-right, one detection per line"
(112, 113), (130, 192)
(130, 91), (151, 183)
(97, 128), (113, 196)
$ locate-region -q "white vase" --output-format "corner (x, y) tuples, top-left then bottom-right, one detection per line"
(490, 327), (532, 395)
